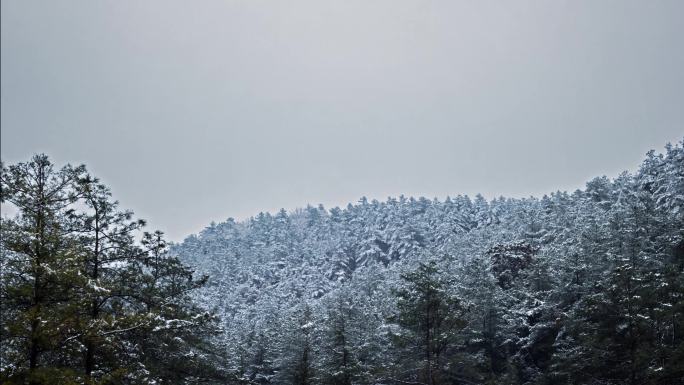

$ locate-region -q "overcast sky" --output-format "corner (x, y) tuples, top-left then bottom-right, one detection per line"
(2, 0), (683, 241)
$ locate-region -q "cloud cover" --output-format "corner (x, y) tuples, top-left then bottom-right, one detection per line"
(2, 0), (683, 240)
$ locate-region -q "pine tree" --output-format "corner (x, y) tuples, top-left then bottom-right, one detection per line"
(277, 304), (317, 385)
(318, 291), (361, 385)
(389, 261), (466, 385)
(1, 155), (227, 384)
(135, 231), (228, 384)
(1, 155), (86, 384)
(69, 174), (148, 382)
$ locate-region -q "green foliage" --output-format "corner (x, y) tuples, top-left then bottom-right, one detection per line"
(1, 155), (227, 385)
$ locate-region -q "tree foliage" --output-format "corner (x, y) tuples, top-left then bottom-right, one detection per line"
(1, 155), (227, 385)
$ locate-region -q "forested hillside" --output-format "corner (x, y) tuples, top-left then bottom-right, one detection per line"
(173, 140), (684, 385)
(2, 140), (683, 385)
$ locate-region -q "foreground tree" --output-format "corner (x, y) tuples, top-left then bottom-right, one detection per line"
(1, 155), (226, 385)
(68, 174), (149, 382)
(0, 155), (86, 384)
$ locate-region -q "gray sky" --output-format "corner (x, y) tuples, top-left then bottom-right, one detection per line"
(2, 0), (683, 241)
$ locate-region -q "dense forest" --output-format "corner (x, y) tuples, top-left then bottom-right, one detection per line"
(2, 139), (683, 385)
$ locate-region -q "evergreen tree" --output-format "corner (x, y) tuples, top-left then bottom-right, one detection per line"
(389, 261), (466, 385)
(277, 304), (317, 385)
(1, 155), (226, 385)
(1, 155), (86, 384)
(68, 174), (148, 382)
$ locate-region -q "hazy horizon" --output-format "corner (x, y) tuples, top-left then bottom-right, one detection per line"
(2, 0), (683, 240)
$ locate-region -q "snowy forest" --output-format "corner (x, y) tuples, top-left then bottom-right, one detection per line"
(1, 139), (683, 385)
